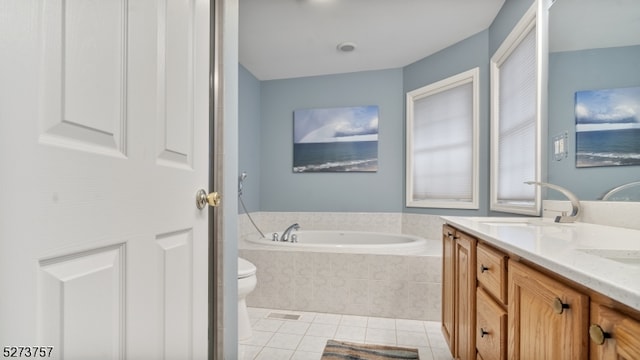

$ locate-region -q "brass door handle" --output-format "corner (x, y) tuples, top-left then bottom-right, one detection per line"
(196, 189), (221, 209)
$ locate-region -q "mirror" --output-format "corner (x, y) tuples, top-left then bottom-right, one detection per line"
(548, 0), (640, 201)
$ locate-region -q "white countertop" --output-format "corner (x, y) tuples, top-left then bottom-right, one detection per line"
(441, 216), (640, 311)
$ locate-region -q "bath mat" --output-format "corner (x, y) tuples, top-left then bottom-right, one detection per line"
(321, 340), (419, 359)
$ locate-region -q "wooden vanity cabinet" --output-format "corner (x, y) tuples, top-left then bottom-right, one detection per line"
(442, 224), (640, 360)
(589, 303), (640, 360)
(508, 260), (589, 359)
(441, 226), (477, 360)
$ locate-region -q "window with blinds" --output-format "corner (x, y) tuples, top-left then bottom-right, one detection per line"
(490, 3), (542, 215)
(406, 68), (479, 209)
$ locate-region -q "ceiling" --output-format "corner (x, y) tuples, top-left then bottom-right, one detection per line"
(239, 0), (505, 80)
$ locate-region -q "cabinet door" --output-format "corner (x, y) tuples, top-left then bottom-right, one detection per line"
(476, 288), (507, 360)
(455, 232), (476, 360)
(508, 261), (589, 359)
(442, 225), (457, 356)
(590, 304), (640, 360)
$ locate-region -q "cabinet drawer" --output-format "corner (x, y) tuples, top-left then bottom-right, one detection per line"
(477, 243), (508, 304)
(476, 287), (507, 360)
(590, 303), (640, 360)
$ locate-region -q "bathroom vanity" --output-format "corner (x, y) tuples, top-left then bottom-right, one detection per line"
(440, 217), (640, 360)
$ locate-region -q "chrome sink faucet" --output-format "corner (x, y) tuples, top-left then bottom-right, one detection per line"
(281, 223), (300, 242)
(524, 181), (581, 223)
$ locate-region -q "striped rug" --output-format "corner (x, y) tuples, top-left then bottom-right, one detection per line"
(321, 340), (419, 359)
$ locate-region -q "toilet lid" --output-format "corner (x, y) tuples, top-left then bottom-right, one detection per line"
(238, 257), (257, 279)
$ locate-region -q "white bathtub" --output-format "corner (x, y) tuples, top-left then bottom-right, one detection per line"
(244, 230), (436, 255)
(239, 229), (442, 320)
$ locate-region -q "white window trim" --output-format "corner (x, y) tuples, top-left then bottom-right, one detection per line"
(406, 67), (480, 209)
(490, 1), (549, 215)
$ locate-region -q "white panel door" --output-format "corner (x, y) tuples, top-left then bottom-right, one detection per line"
(0, 0), (210, 359)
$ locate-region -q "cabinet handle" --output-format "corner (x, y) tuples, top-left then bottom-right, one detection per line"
(480, 264), (489, 273)
(589, 324), (611, 345)
(480, 328), (490, 338)
(552, 297), (570, 314)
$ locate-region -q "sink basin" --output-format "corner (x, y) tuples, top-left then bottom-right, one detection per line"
(576, 249), (640, 267)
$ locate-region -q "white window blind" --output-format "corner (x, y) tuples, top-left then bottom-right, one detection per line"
(490, 2), (542, 215)
(497, 28), (537, 203)
(406, 68), (479, 209)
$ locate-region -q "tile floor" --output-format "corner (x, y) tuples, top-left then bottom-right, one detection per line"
(239, 307), (454, 360)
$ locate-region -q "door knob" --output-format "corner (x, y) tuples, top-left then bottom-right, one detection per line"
(589, 324), (610, 345)
(552, 297), (570, 314)
(196, 189), (221, 209)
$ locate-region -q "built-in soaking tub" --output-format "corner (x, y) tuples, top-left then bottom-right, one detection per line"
(245, 230), (435, 255)
(239, 230), (442, 321)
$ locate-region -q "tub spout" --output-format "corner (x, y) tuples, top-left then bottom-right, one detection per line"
(281, 223), (300, 242)
(524, 181), (581, 223)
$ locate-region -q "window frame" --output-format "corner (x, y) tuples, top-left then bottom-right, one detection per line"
(490, 1), (548, 215)
(406, 67), (480, 209)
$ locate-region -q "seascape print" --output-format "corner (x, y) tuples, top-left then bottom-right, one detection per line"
(575, 86), (640, 168)
(293, 106), (379, 172)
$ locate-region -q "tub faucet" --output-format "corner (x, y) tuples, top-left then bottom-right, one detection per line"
(281, 223), (300, 242)
(524, 181), (581, 223)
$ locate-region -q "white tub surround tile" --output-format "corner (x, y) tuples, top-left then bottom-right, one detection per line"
(240, 247), (442, 321)
(239, 211), (445, 243)
(402, 213), (445, 242)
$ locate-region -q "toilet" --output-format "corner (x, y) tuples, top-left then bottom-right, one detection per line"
(237, 257), (257, 340)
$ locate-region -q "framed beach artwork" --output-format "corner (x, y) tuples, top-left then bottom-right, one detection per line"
(575, 86), (640, 168)
(293, 105), (379, 172)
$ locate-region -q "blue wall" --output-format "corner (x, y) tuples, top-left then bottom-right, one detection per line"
(258, 69), (404, 212)
(238, 64), (262, 212)
(548, 45), (640, 200)
(489, 0), (535, 56)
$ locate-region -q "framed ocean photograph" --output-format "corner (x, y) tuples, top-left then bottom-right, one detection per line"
(293, 105), (379, 172)
(575, 86), (640, 168)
